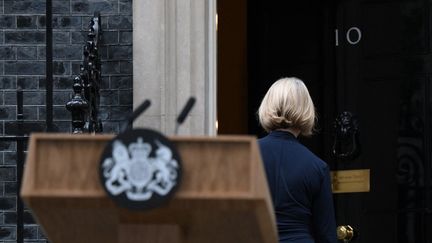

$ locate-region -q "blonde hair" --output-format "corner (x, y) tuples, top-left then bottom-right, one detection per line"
(258, 77), (316, 136)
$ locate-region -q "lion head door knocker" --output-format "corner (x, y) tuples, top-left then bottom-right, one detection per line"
(332, 111), (361, 160)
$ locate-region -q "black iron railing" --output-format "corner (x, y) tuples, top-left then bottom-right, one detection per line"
(0, 13), (104, 243)
(0, 2), (56, 242)
(66, 12), (103, 134)
(0, 90), (27, 243)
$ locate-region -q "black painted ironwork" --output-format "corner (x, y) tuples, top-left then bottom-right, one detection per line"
(66, 77), (89, 133)
(1, 1), (55, 241)
(397, 78), (432, 243)
(66, 12), (103, 133)
(0, 90), (28, 243)
(332, 111), (361, 160)
(16, 89), (24, 243)
(46, 0), (53, 132)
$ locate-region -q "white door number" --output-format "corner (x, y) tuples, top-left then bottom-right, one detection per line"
(335, 27), (362, 46)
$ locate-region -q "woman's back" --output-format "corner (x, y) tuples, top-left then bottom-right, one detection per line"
(259, 130), (337, 243)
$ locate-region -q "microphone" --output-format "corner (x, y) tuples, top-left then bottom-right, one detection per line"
(121, 99), (151, 132)
(175, 97), (196, 134)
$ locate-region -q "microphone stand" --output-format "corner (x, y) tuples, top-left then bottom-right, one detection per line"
(175, 97), (196, 135)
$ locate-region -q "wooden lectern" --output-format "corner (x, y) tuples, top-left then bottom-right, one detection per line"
(21, 133), (277, 243)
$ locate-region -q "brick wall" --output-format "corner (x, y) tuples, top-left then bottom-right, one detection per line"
(0, 0), (133, 242)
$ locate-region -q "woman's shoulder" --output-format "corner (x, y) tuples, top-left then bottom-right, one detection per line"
(292, 144), (328, 176)
(259, 135), (328, 168)
(297, 144), (327, 167)
(300, 142), (329, 168)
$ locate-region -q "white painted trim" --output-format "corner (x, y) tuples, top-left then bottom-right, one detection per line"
(133, 0), (215, 135)
(205, 0), (217, 136)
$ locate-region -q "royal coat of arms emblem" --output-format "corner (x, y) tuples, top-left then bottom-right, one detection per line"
(99, 129), (182, 210)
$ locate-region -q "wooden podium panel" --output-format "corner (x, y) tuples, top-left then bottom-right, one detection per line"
(21, 133), (277, 243)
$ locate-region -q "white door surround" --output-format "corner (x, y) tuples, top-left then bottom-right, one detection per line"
(133, 0), (217, 135)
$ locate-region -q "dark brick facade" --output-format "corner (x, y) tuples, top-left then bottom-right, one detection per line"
(0, 0), (133, 242)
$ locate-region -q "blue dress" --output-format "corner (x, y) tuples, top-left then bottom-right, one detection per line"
(258, 130), (337, 243)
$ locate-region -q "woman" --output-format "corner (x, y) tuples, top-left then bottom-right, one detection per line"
(258, 77), (337, 243)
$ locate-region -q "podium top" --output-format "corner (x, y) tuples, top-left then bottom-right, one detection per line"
(21, 133), (277, 243)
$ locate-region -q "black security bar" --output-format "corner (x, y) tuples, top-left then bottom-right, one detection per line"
(16, 89), (24, 243)
(46, 0), (53, 132)
(0, 90), (27, 243)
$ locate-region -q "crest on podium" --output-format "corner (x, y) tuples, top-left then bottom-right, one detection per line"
(99, 128), (182, 210)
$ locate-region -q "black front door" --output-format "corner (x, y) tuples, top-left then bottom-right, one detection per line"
(248, 0), (432, 242)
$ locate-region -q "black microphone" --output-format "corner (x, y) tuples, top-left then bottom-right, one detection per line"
(175, 97), (196, 134)
(121, 99), (151, 132)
